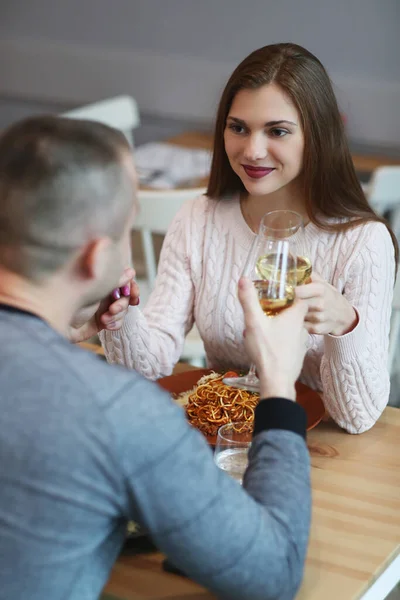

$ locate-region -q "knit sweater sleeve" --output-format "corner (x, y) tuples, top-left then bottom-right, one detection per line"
(99, 196), (206, 380)
(320, 222), (395, 433)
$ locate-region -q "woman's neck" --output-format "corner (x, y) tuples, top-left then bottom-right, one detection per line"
(240, 184), (308, 233)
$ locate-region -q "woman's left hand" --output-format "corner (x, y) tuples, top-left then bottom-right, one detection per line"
(295, 272), (358, 336)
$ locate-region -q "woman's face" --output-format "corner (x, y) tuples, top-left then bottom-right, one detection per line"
(224, 83), (305, 197)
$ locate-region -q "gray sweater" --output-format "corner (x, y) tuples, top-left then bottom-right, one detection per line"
(0, 306), (311, 600)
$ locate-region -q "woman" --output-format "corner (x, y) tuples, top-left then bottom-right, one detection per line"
(100, 43), (397, 434)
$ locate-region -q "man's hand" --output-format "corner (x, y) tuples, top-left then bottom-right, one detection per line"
(68, 267), (139, 343)
(295, 272), (358, 336)
(238, 277), (308, 400)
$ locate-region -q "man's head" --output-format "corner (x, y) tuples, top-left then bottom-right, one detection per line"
(0, 115), (136, 306)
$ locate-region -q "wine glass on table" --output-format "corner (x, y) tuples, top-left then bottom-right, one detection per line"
(261, 210), (312, 285)
(223, 234), (297, 392)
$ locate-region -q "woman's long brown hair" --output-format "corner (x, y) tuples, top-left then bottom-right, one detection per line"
(207, 43), (398, 266)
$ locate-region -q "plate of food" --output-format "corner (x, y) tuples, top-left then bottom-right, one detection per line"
(158, 369), (325, 445)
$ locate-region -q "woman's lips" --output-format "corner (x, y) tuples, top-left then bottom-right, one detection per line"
(242, 165), (275, 179)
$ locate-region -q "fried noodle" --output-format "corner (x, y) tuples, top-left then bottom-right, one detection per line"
(177, 372), (259, 436)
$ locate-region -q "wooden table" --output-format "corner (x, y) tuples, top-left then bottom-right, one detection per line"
(99, 361), (400, 600)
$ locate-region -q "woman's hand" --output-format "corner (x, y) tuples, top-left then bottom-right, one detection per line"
(95, 268), (140, 332)
(295, 272), (358, 336)
(69, 267), (140, 343)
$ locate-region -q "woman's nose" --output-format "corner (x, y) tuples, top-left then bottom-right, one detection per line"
(243, 134), (268, 161)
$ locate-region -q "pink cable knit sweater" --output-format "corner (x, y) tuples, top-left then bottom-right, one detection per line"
(100, 195), (395, 433)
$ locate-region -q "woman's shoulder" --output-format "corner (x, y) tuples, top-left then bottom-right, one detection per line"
(350, 221), (395, 267)
(310, 218), (395, 271)
(314, 219), (395, 281)
(311, 217), (392, 245)
(339, 219), (392, 249)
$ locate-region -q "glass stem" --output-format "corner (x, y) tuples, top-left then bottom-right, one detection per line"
(244, 364), (258, 384)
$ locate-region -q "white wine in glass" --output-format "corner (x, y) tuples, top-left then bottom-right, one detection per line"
(254, 279), (295, 316)
(255, 253), (312, 288)
(261, 209), (312, 286)
(296, 255), (312, 285)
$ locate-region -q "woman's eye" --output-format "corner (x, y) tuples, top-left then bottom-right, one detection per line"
(228, 124), (246, 134)
(270, 128), (289, 138)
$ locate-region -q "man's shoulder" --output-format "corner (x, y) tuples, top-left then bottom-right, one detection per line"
(0, 310), (146, 405)
(0, 310), (191, 488)
(63, 344), (148, 400)
(41, 335), (174, 425)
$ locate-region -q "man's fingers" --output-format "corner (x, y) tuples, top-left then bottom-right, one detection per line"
(238, 277), (264, 327)
(271, 298), (308, 326)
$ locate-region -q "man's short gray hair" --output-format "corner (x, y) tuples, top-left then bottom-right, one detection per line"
(0, 115), (134, 281)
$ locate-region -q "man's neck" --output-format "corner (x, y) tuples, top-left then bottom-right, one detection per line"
(0, 268), (79, 337)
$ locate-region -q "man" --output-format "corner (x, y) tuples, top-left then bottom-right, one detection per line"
(0, 116), (310, 600)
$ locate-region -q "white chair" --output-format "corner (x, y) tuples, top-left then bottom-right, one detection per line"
(367, 166), (400, 215)
(134, 187), (207, 366)
(62, 95), (140, 147)
(366, 166), (400, 241)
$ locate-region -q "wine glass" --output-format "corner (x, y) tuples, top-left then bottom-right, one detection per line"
(223, 234), (297, 392)
(262, 210), (312, 285)
(214, 421), (253, 485)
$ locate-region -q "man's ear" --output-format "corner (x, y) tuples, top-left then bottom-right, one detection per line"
(77, 237), (112, 281)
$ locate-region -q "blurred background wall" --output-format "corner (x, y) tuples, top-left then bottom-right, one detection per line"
(0, 0), (399, 150)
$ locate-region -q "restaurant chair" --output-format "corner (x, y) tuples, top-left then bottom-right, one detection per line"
(367, 166), (400, 216)
(133, 187), (207, 366)
(62, 95), (140, 147)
